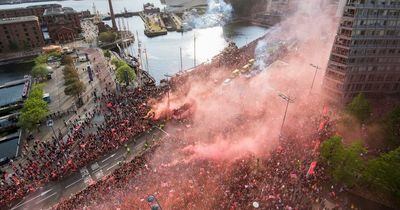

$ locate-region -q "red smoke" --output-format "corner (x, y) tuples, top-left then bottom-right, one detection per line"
(78, 0), (340, 208)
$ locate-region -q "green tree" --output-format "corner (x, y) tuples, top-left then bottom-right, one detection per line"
(48, 51), (62, 58)
(103, 50), (111, 59)
(363, 147), (400, 197)
(320, 136), (345, 167)
(320, 136), (366, 186)
(384, 106), (400, 147)
(29, 84), (45, 99)
(64, 80), (86, 98)
(31, 64), (49, 80)
(61, 55), (74, 65)
(116, 64), (136, 85)
(63, 65), (79, 79)
(346, 93), (371, 122)
(34, 54), (49, 65)
(111, 58), (126, 69)
(99, 31), (117, 43)
(18, 86), (48, 131)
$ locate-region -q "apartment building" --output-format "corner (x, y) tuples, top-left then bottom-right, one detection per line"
(323, 0), (400, 102)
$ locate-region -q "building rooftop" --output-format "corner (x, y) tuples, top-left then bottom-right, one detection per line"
(43, 7), (77, 16)
(0, 3), (61, 11)
(26, 4), (62, 9)
(0, 16), (38, 25)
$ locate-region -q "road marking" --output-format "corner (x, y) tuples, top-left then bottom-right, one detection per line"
(65, 177), (83, 189)
(101, 153), (116, 163)
(11, 189), (53, 209)
(35, 192), (57, 205)
(94, 169), (104, 180)
(106, 161), (120, 171)
(154, 126), (170, 136)
(115, 154), (124, 160)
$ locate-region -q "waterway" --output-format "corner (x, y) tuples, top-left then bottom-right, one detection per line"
(0, 0), (269, 82)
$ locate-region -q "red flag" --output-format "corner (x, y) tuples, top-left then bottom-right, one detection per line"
(307, 161), (317, 176)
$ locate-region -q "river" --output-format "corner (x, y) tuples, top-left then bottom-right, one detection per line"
(0, 0), (269, 82)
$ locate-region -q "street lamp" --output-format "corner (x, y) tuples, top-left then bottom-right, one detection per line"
(147, 195), (163, 210)
(278, 93), (295, 138)
(164, 74), (173, 118)
(46, 119), (57, 137)
(309, 64), (320, 94)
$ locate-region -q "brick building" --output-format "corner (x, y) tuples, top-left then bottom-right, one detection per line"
(43, 7), (81, 43)
(0, 4), (61, 25)
(323, 0), (400, 102)
(0, 16), (45, 54)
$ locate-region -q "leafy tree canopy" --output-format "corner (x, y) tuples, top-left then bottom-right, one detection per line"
(99, 31), (118, 43)
(29, 84), (45, 99)
(116, 64), (136, 85)
(61, 55), (74, 65)
(384, 106), (400, 147)
(111, 58), (127, 69)
(363, 147), (400, 197)
(31, 64), (49, 79)
(64, 80), (86, 98)
(346, 93), (371, 122)
(34, 54), (49, 65)
(18, 94), (48, 131)
(103, 50), (111, 59)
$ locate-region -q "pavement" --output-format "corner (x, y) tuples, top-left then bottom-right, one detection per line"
(10, 126), (167, 210)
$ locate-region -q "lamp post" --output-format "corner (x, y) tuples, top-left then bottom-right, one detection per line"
(193, 33), (196, 68)
(164, 74), (173, 118)
(46, 119), (56, 137)
(309, 64), (320, 94)
(278, 93), (295, 139)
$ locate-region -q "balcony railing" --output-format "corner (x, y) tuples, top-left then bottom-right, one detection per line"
(346, 3), (400, 9)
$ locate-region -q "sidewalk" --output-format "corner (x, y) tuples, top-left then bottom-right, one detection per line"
(1, 47), (116, 174)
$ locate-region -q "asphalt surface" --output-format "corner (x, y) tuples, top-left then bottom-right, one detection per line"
(10, 126), (167, 210)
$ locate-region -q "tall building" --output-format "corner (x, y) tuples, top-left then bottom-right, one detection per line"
(0, 16), (45, 54)
(43, 7), (81, 43)
(323, 0), (400, 102)
(0, 4), (61, 25)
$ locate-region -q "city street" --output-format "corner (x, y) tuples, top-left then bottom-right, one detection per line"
(11, 126), (166, 210)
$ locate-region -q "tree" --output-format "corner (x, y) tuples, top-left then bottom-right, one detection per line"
(18, 86), (48, 131)
(61, 55), (74, 65)
(320, 136), (345, 167)
(363, 147), (400, 197)
(34, 54), (49, 65)
(103, 50), (111, 59)
(99, 31), (117, 43)
(116, 64), (136, 85)
(29, 84), (45, 99)
(62, 64), (86, 99)
(63, 65), (79, 79)
(64, 80), (86, 98)
(31, 64), (49, 80)
(346, 93), (371, 122)
(384, 106), (400, 147)
(320, 136), (366, 186)
(111, 58), (127, 69)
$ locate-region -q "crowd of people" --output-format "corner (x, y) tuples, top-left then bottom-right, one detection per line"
(0, 84), (165, 208)
(49, 44), (350, 210)
(1, 38), (346, 210)
(52, 110), (343, 210)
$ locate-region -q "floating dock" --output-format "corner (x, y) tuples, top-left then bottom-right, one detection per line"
(140, 12), (168, 37)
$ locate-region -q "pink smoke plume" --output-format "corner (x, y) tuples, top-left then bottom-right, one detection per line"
(146, 0), (339, 163)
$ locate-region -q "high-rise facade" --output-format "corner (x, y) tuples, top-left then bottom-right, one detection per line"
(323, 0), (400, 102)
